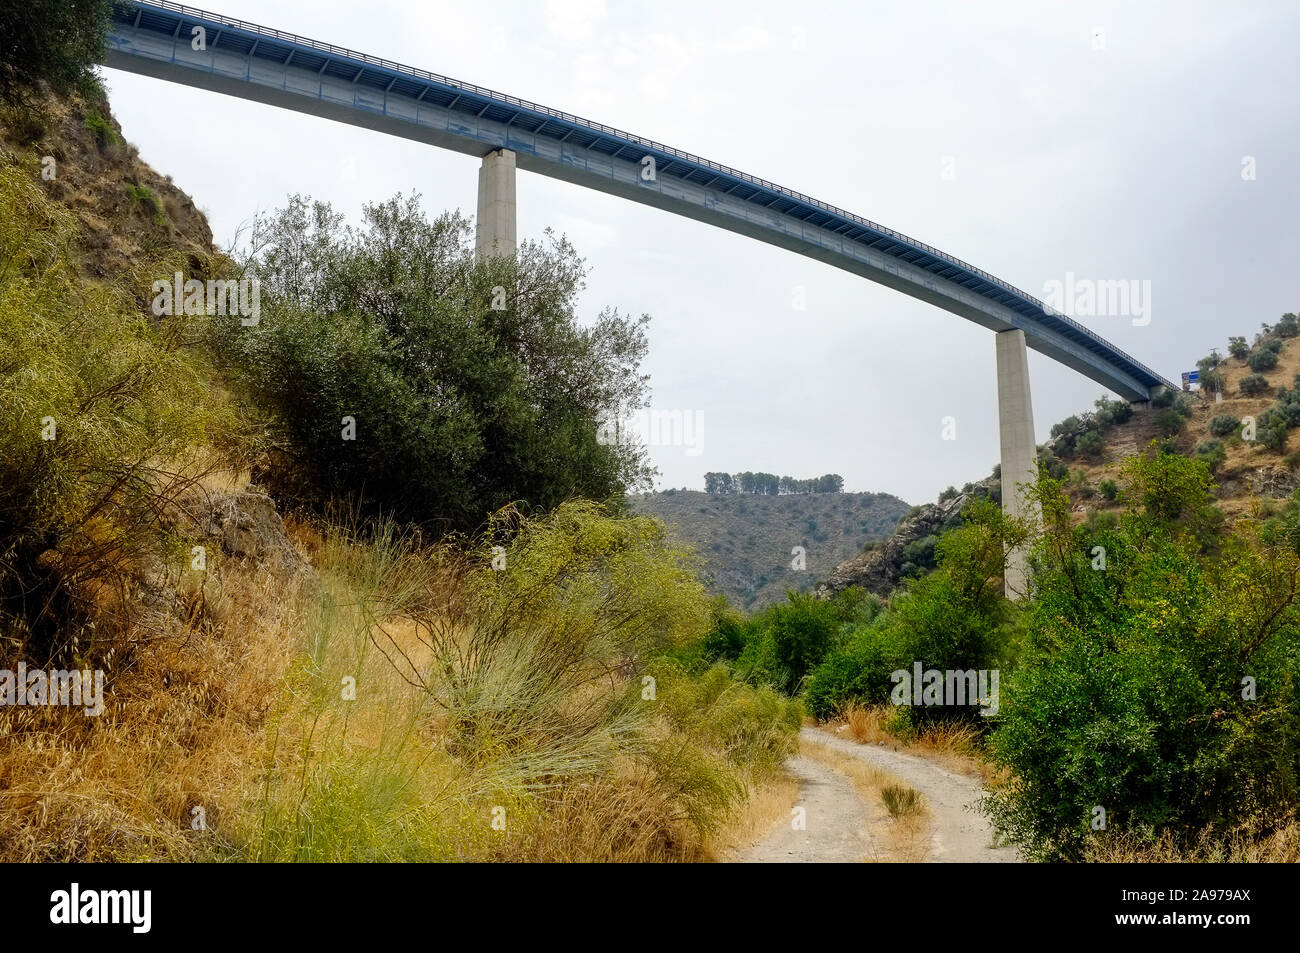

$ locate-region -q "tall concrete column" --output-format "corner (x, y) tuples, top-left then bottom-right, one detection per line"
(475, 148), (516, 260)
(996, 328), (1039, 599)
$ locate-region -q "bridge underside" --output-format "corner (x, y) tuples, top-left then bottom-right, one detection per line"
(104, 1), (1179, 599)
(102, 10), (1169, 404)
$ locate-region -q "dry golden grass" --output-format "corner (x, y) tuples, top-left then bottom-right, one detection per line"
(0, 558), (304, 861)
(824, 702), (1001, 785)
(704, 770), (800, 861)
(1084, 823), (1300, 863)
(800, 736), (931, 862)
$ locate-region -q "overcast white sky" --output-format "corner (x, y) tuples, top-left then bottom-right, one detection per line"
(103, 0), (1300, 504)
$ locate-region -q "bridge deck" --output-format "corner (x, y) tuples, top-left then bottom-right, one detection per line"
(105, 0), (1173, 401)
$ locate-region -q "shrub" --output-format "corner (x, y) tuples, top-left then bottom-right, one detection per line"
(1241, 374), (1270, 396)
(1209, 414), (1241, 437)
(1248, 348), (1279, 372)
(1093, 396), (1133, 428)
(0, 102), (49, 144)
(1258, 410), (1290, 453)
(1193, 439), (1226, 474)
(1037, 448), (1068, 480)
(1278, 313), (1300, 338)
(1228, 336), (1249, 360)
(217, 195), (653, 533)
(1156, 407), (1188, 437)
(1098, 479), (1119, 501)
(733, 589), (869, 693)
(1075, 430), (1104, 458)
(804, 500), (1024, 721)
(881, 784), (923, 817)
(83, 110), (117, 149)
(0, 157), (239, 661)
(0, 0), (112, 101)
(125, 183), (164, 224)
(988, 458), (1300, 861)
(1151, 387), (1177, 408)
(899, 534), (938, 577)
(1272, 386), (1300, 427)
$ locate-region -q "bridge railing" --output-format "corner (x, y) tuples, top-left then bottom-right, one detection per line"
(118, 0), (1169, 388)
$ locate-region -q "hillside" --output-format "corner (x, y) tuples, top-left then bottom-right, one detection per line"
(0, 87), (216, 280)
(630, 488), (910, 609)
(823, 320), (1300, 597)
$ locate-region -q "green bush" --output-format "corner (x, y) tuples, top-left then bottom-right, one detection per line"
(1075, 430), (1105, 458)
(84, 111), (117, 149)
(1278, 313), (1300, 338)
(125, 183), (164, 224)
(733, 590), (863, 693)
(987, 455), (1300, 860)
(1098, 479), (1119, 501)
(804, 500), (1023, 721)
(1241, 374), (1270, 396)
(1248, 348), (1279, 372)
(1228, 336), (1249, 360)
(216, 195), (653, 533)
(1257, 410), (1290, 453)
(899, 533), (938, 577)
(0, 0), (112, 101)
(1193, 439), (1226, 474)
(1156, 407), (1189, 437)
(1209, 414), (1241, 437)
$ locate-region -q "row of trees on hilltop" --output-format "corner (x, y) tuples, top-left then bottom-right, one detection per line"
(703, 471), (844, 495)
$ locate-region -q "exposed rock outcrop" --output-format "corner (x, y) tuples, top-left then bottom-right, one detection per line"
(816, 476), (998, 598)
(196, 489), (310, 574)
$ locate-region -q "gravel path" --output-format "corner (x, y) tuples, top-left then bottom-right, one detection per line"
(736, 754), (876, 863)
(803, 728), (1021, 863)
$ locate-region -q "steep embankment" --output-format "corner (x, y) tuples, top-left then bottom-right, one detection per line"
(630, 489), (909, 610)
(1, 87), (217, 280)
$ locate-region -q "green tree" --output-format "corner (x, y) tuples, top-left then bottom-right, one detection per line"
(0, 0), (111, 101)
(219, 194), (652, 532)
(1248, 348), (1279, 372)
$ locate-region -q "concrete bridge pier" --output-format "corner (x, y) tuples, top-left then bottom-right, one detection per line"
(475, 148), (517, 260)
(996, 328), (1040, 599)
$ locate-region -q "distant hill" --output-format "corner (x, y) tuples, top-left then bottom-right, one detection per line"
(629, 489), (911, 609)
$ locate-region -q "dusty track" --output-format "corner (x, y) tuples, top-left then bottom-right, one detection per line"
(739, 728), (1022, 863)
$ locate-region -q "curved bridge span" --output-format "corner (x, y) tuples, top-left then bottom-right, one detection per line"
(103, 0), (1174, 595)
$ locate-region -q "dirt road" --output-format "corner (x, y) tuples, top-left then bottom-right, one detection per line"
(739, 728), (1021, 863)
(737, 753), (877, 862)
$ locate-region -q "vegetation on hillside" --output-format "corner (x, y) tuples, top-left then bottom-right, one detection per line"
(631, 488), (909, 609)
(0, 52), (799, 860)
(704, 471), (845, 495)
(0, 0), (111, 103)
